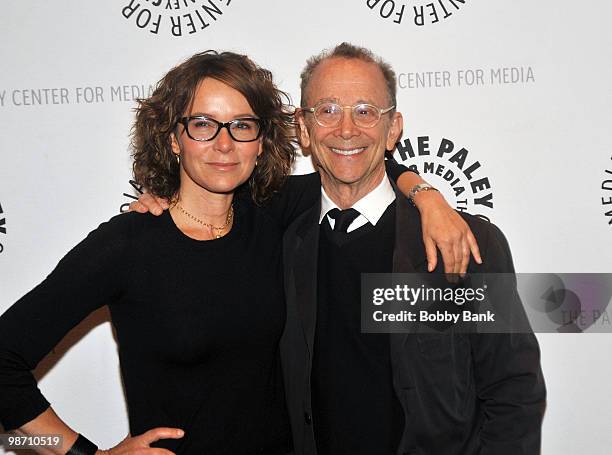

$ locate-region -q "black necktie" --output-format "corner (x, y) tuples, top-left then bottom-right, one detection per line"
(327, 208), (360, 233)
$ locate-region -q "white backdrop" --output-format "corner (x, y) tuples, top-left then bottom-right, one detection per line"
(1, 1), (611, 453)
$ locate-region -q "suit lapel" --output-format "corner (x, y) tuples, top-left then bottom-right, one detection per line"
(292, 202), (322, 355)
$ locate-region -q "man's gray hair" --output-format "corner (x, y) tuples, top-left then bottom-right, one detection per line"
(300, 42), (397, 108)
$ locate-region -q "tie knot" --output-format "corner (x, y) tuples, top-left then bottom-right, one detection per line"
(328, 208), (360, 232)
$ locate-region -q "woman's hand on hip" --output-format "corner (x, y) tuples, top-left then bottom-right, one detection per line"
(96, 428), (184, 455)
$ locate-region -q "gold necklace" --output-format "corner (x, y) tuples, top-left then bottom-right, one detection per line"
(175, 203), (234, 239)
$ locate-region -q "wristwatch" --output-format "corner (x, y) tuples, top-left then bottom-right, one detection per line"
(66, 434), (98, 455)
(408, 183), (438, 203)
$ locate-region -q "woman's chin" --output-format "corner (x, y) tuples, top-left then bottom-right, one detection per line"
(182, 166), (254, 196)
(198, 178), (250, 195)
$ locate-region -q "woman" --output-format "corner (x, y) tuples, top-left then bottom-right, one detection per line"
(0, 50), (478, 455)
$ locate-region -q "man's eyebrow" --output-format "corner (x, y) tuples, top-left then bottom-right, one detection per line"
(313, 97), (379, 105)
(313, 97), (339, 104)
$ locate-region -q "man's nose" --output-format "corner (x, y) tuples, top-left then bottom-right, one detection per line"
(337, 107), (360, 139)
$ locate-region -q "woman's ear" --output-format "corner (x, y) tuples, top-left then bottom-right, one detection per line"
(170, 131), (182, 157)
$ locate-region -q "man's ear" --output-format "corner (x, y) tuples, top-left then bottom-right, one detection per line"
(386, 111), (403, 151)
(295, 108), (311, 150)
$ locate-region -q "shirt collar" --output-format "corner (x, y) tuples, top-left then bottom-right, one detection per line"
(318, 174), (395, 227)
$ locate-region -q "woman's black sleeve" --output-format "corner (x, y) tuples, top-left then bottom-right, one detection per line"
(385, 155), (417, 181)
(0, 215), (131, 430)
(264, 172), (322, 230)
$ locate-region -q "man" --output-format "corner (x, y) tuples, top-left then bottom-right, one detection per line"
(281, 43), (546, 455)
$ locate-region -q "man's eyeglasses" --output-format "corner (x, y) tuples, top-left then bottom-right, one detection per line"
(302, 102), (395, 128)
(178, 116), (264, 142)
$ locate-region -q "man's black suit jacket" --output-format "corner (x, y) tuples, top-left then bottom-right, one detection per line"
(280, 184), (546, 455)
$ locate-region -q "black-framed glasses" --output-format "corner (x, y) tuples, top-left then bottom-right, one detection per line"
(178, 116), (264, 142)
(303, 102), (395, 128)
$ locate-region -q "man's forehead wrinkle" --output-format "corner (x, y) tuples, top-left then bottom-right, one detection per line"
(319, 81), (376, 91)
(311, 85), (382, 106)
(326, 80), (372, 85)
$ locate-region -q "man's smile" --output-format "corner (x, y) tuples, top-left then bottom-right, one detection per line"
(329, 146), (367, 156)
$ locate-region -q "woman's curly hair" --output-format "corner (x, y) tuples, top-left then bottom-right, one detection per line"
(132, 50), (295, 204)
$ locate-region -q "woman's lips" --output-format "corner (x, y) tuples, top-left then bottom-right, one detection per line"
(207, 162), (239, 170)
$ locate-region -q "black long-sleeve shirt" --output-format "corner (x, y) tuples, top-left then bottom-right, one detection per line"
(0, 173), (324, 454)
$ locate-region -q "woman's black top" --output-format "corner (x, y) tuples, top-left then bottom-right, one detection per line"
(0, 164), (409, 454)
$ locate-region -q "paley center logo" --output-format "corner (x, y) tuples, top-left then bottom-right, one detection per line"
(602, 155), (612, 227)
(394, 136), (494, 220)
(0, 202), (6, 254)
(121, 0), (233, 37)
(365, 0), (470, 27)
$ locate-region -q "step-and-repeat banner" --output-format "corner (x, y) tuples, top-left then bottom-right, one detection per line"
(1, 1), (611, 453)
